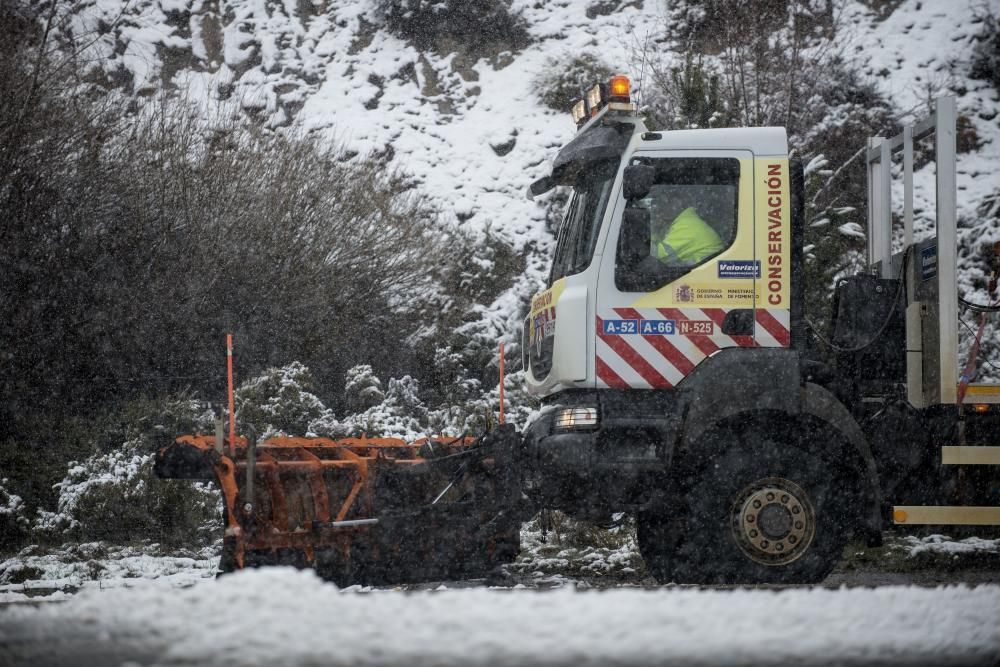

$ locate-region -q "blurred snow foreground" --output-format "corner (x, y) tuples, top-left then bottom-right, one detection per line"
(1, 568), (999, 667)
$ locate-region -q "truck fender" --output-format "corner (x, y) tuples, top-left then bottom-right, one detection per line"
(801, 381), (883, 545)
(678, 348), (800, 449)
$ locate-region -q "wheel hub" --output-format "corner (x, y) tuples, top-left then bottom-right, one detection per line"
(730, 477), (815, 566)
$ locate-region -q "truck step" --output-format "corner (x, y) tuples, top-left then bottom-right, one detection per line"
(963, 384), (1000, 404)
(940, 446), (1000, 465)
(893, 506), (1000, 526)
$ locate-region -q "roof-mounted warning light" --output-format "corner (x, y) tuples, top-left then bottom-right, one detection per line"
(571, 74), (636, 129)
(608, 75), (630, 103)
(586, 83), (605, 115)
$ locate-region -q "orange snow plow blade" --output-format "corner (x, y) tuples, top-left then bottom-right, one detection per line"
(154, 426), (524, 585)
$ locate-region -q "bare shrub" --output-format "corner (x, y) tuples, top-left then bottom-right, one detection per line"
(0, 5), (449, 514)
(93, 100), (446, 411)
(970, 7), (1000, 90)
(377, 0), (530, 52)
(2, 81), (446, 426)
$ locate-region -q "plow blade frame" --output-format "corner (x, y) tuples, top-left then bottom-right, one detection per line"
(155, 425), (527, 585)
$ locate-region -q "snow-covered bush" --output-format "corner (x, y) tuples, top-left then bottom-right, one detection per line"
(33, 449), (220, 546)
(231, 361), (501, 440)
(32, 398), (221, 546)
(377, 0), (530, 51)
(344, 364), (386, 414)
(416, 224), (529, 421)
(234, 362), (336, 437)
(425, 346), (485, 408)
(796, 65), (894, 331)
(345, 375), (431, 439)
(0, 478), (30, 550)
(534, 53), (615, 112)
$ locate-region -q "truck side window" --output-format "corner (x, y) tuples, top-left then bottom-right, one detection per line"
(615, 157), (740, 292)
(549, 162), (617, 286)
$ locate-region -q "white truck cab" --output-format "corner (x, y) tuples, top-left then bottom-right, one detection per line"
(524, 113), (794, 399)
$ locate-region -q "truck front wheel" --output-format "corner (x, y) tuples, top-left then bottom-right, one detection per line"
(647, 427), (854, 585)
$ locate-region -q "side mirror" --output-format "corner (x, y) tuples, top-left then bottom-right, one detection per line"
(618, 207), (651, 268)
(527, 175), (556, 200)
(622, 165), (655, 201)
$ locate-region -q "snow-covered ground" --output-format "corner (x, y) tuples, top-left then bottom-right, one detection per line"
(2, 567), (999, 666)
(0, 543), (218, 604)
(2, 529), (999, 663)
(3, 527), (998, 604)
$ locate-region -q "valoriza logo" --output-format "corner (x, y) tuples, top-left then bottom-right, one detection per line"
(717, 260), (761, 279)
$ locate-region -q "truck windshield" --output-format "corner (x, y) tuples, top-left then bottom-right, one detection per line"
(549, 162), (617, 286)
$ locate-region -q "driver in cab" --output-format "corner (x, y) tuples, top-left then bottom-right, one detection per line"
(641, 193), (723, 266)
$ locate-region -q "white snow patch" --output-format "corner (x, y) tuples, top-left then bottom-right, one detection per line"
(0, 543), (218, 603)
(903, 534), (1000, 558)
(1, 567), (998, 665)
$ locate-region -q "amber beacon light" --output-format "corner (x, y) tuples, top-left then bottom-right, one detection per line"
(608, 74), (630, 103)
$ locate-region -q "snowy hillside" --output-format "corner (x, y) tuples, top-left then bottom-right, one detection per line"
(53, 0), (1000, 364)
(56, 0), (672, 346)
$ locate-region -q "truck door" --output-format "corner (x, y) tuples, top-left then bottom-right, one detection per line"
(593, 151), (788, 389)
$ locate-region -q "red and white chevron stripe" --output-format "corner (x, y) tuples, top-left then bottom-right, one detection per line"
(595, 307), (790, 389)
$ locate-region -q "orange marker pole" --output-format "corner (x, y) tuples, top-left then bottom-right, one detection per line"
(227, 333), (235, 452)
(498, 343), (505, 425)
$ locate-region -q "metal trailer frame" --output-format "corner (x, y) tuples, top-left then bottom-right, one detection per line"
(866, 95), (959, 408)
(866, 96), (1000, 526)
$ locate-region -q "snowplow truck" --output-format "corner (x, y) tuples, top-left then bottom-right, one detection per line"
(155, 75), (999, 586)
(521, 78), (999, 585)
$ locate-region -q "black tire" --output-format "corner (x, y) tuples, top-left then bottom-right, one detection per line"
(648, 424), (856, 585)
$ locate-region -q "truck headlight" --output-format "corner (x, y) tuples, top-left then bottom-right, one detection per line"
(554, 407), (598, 430)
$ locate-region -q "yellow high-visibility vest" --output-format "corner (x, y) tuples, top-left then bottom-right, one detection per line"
(653, 207), (723, 264)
